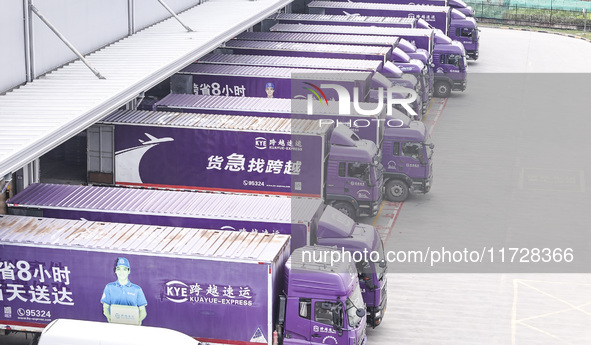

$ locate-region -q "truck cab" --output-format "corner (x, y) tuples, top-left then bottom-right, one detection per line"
(327, 126), (384, 219)
(381, 114), (435, 202)
(281, 246), (367, 345)
(315, 206), (387, 328)
(433, 39), (468, 97)
(448, 9), (479, 60)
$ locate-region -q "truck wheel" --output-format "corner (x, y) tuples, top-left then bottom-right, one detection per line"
(434, 81), (451, 98)
(385, 179), (409, 202)
(333, 202), (356, 219)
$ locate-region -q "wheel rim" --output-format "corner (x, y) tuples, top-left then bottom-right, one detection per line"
(336, 205), (352, 217)
(438, 85), (448, 95)
(390, 184), (404, 197)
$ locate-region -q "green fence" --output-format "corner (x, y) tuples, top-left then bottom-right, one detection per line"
(465, 0), (590, 27)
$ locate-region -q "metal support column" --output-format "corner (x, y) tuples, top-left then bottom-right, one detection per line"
(23, 0), (35, 82)
(128, 0), (135, 35)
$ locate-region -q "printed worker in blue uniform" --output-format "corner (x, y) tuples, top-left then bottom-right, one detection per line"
(265, 82), (275, 98)
(101, 257), (147, 324)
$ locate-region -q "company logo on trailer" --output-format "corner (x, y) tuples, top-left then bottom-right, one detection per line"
(164, 280), (256, 306)
(255, 137), (267, 150)
(165, 281), (190, 303)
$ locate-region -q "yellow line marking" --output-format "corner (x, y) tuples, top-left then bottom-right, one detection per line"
(422, 98), (435, 122)
(512, 279), (518, 345)
(517, 302), (591, 323)
(513, 279), (591, 344)
(518, 280), (591, 317)
(516, 321), (570, 344)
(372, 201), (385, 227)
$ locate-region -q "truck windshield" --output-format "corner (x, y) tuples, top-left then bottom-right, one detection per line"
(447, 54), (461, 68)
(346, 283), (365, 327)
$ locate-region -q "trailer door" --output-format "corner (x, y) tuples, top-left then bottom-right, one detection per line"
(87, 124), (114, 184)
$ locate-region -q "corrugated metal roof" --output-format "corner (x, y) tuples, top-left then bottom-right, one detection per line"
(308, 1), (450, 12)
(178, 63), (372, 82)
(274, 13), (416, 25)
(235, 31), (401, 47)
(100, 109), (330, 135)
(270, 23), (434, 37)
(198, 53), (382, 71)
(155, 93), (292, 112)
(7, 183), (323, 225)
(0, 215), (289, 262)
(154, 94), (385, 117)
(225, 39), (391, 56)
(0, 0), (293, 178)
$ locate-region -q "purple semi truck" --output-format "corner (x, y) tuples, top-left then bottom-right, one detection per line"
(307, 1), (479, 60)
(233, 31), (431, 113)
(331, 0), (475, 17)
(196, 53), (420, 119)
(151, 95), (434, 202)
(0, 215), (368, 344)
(171, 64), (374, 101)
(7, 184), (388, 327)
(269, 23), (466, 98)
(91, 110), (383, 219)
(221, 39), (423, 117)
(173, 62), (419, 119)
(193, 54), (409, 110)
(189, 54), (433, 199)
(381, 114), (434, 201)
(268, 14), (432, 95)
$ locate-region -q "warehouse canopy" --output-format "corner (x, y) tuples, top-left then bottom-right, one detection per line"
(0, 0), (291, 179)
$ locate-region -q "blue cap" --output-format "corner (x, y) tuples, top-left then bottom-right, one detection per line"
(116, 257), (130, 269)
(265, 82), (275, 89)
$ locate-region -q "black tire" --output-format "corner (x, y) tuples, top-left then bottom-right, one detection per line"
(434, 80), (452, 98)
(333, 202), (357, 219)
(385, 179), (409, 202)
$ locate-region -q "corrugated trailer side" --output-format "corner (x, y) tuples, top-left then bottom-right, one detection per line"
(153, 95), (388, 145)
(0, 215), (290, 345)
(96, 110), (331, 199)
(7, 183), (323, 250)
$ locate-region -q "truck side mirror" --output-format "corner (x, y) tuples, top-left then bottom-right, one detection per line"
(278, 295), (287, 326)
(356, 308), (366, 318)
